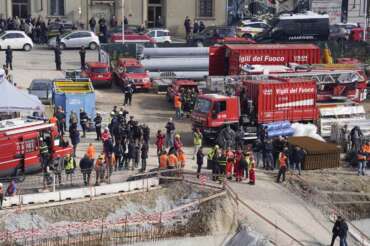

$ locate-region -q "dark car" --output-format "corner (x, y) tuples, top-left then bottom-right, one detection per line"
(191, 26), (237, 47)
(28, 79), (53, 104)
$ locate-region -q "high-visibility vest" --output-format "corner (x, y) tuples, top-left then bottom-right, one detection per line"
(174, 96), (182, 109)
(65, 158), (75, 171)
(194, 132), (202, 146)
(218, 155), (227, 166)
(279, 153), (287, 167)
(86, 146), (96, 159)
(168, 154), (178, 167)
(40, 143), (49, 155)
(207, 148), (216, 160)
(159, 154), (168, 169)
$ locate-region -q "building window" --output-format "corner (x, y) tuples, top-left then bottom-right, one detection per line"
(198, 0), (214, 18)
(49, 0), (65, 16)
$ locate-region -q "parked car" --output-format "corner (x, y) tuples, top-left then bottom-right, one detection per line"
(47, 21), (74, 39)
(332, 22), (359, 35)
(191, 26), (253, 46)
(113, 58), (151, 90)
(147, 28), (172, 44)
(0, 31), (33, 51)
(110, 32), (156, 44)
(28, 79), (53, 104)
(329, 25), (349, 41)
(48, 30), (100, 50)
(85, 62), (112, 88)
(236, 20), (269, 38)
(192, 26), (236, 47)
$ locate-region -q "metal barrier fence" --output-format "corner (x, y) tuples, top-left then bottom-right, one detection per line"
(0, 177), (226, 245)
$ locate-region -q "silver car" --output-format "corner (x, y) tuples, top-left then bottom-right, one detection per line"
(48, 30), (100, 50)
(28, 79), (53, 104)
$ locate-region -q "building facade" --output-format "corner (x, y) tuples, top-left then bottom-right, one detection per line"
(0, 0), (228, 35)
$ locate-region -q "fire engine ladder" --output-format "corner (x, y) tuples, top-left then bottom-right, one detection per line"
(273, 70), (364, 85)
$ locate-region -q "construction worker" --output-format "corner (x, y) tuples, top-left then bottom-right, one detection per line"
(40, 138), (50, 186)
(225, 147), (234, 180)
(174, 94), (182, 119)
(168, 150), (178, 169)
(86, 143), (96, 162)
(207, 145), (219, 181)
(95, 153), (105, 185)
(79, 154), (93, 186)
(196, 146), (204, 178)
(217, 148), (227, 183)
(357, 144), (368, 176)
(276, 150), (288, 183)
(177, 148), (186, 169)
(159, 150), (168, 170)
(192, 128), (202, 160)
(64, 154), (76, 184)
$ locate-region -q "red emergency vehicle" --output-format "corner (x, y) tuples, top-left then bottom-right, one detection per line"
(113, 58), (151, 90)
(0, 118), (73, 177)
(110, 32), (156, 44)
(191, 77), (318, 141)
(85, 62), (112, 88)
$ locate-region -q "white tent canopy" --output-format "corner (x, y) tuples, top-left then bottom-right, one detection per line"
(0, 75), (44, 113)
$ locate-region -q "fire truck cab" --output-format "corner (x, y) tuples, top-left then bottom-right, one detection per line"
(0, 118), (73, 178)
(113, 58), (151, 90)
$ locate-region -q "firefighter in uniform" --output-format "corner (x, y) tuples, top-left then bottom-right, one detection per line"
(217, 148), (227, 183)
(40, 138), (50, 170)
(207, 145), (219, 181)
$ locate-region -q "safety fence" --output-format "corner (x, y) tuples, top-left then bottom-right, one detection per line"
(0, 182), (226, 245)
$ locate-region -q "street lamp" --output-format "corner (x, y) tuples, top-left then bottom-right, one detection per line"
(122, 0), (125, 45)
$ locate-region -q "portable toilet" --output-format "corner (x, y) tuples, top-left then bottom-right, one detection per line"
(53, 81), (96, 129)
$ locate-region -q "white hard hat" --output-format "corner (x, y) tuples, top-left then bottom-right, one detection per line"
(0, 183), (3, 188)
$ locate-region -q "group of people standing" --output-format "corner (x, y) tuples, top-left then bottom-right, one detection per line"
(184, 16), (206, 41)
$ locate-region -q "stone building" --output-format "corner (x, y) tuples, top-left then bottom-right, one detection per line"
(0, 0), (228, 35)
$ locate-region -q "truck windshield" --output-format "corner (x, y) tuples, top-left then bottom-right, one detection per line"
(92, 67), (109, 73)
(194, 98), (211, 113)
(127, 67), (145, 73)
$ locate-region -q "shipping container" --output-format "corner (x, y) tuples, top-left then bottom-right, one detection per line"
(209, 44), (321, 76)
(242, 78), (318, 123)
(288, 137), (340, 170)
(53, 82), (96, 129)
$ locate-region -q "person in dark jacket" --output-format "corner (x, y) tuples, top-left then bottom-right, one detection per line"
(124, 83), (134, 106)
(199, 21), (205, 32)
(338, 217), (348, 246)
(127, 140), (136, 170)
(196, 146), (204, 178)
(55, 106), (66, 136)
(141, 141), (149, 172)
(103, 138), (114, 157)
(292, 146), (306, 175)
(89, 17), (96, 32)
(330, 216), (342, 246)
(262, 139), (274, 170)
(184, 16), (191, 41)
(350, 126), (363, 152)
(79, 108), (88, 138)
(113, 142), (123, 170)
(5, 46), (12, 70)
(54, 45), (62, 70)
(193, 20), (199, 33)
(79, 154), (93, 185)
(142, 124), (150, 144)
(93, 113), (102, 140)
(79, 46), (86, 70)
(69, 125), (80, 157)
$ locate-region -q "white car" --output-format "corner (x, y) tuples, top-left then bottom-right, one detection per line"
(236, 21), (269, 38)
(147, 29), (172, 44)
(0, 31), (33, 51)
(48, 30), (100, 50)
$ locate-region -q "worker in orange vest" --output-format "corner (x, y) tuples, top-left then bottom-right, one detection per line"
(159, 150), (168, 170)
(225, 147), (235, 180)
(174, 95), (182, 119)
(177, 148), (186, 168)
(49, 114), (58, 125)
(277, 149), (288, 183)
(86, 143), (96, 161)
(95, 153), (105, 185)
(168, 151), (178, 169)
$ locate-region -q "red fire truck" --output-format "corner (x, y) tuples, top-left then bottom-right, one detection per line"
(0, 118), (73, 178)
(113, 58), (151, 90)
(191, 77), (318, 141)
